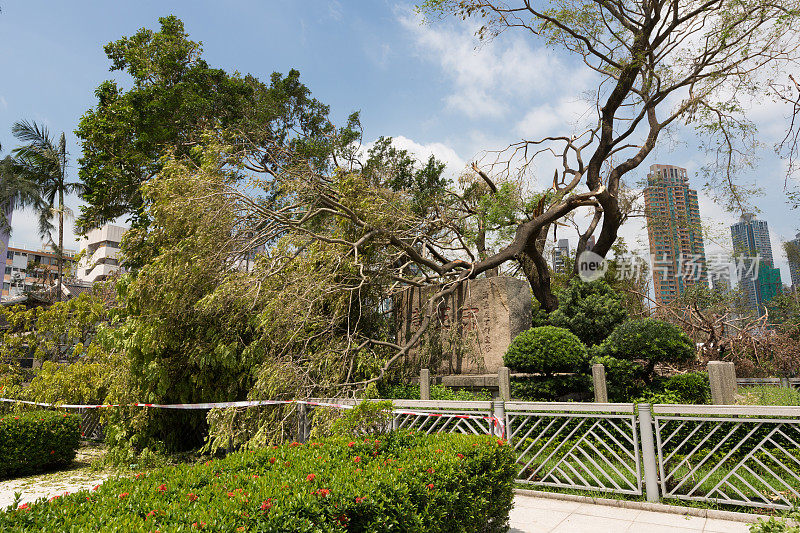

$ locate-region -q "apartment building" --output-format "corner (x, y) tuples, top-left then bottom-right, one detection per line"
(643, 164), (708, 306)
(730, 213), (782, 315)
(76, 224), (126, 283)
(2, 246), (77, 298)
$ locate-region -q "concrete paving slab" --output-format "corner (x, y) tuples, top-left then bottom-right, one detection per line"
(510, 495), (761, 533)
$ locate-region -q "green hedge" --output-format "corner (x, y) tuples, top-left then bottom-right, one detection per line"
(0, 432), (516, 532)
(0, 410), (81, 478)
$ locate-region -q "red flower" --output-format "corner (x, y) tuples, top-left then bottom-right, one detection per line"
(315, 488), (331, 497)
(289, 441), (300, 447)
(306, 474), (316, 482)
(269, 457), (276, 464)
(188, 492), (198, 502)
(355, 497), (365, 503)
(227, 492), (236, 498)
(260, 499), (273, 511)
(353, 456), (361, 463)
(347, 442), (354, 447)
(146, 510), (159, 519)
(252, 474), (259, 479)
(17, 503), (29, 511)
(497, 439), (506, 446)
(426, 468), (435, 474)
(50, 450), (55, 455)
(135, 473), (144, 479)
(355, 468), (362, 473)
(457, 453), (464, 459)
(92, 485), (100, 491)
(237, 528), (245, 532)
(426, 483), (434, 490)
(118, 492), (129, 499)
(158, 484), (167, 492)
(436, 449), (442, 453)
(49, 495), (60, 502)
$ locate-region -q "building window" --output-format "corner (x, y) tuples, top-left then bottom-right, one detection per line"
(4, 267), (9, 275)
(6, 251), (11, 259)
(2, 283), (8, 290)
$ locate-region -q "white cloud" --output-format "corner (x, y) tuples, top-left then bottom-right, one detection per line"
(328, 0), (343, 21)
(515, 98), (595, 140)
(361, 135), (467, 182)
(399, 11), (590, 120)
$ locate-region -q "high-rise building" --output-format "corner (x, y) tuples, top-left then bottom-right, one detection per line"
(2, 245), (77, 298)
(730, 213), (781, 315)
(552, 238), (570, 273)
(643, 164), (708, 306)
(77, 224), (126, 283)
(788, 232), (800, 291)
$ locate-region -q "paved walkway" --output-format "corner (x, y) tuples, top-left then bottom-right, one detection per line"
(509, 495), (756, 533)
(0, 446), (109, 510)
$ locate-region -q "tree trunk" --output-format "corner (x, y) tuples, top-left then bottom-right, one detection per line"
(518, 224), (558, 312)
(57, 188), (63, 302)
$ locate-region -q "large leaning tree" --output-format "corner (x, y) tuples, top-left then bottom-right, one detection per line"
(216, 0), (800, 387)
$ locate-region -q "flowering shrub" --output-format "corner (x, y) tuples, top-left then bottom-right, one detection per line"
(0, 432), (515, 532)
(0, 410), (81, 478)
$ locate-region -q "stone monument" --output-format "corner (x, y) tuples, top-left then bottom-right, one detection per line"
(395, 276), (532, 375)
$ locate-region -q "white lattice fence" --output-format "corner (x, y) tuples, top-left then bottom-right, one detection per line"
(653, 404), (800, 510)
(505, 402), (643, 496)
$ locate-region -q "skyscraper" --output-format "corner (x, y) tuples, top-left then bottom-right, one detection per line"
(643, 164), (708, 306)
(552, 238), (570, 273)
(730, 213), (782, 315)
(788, 232), (800, 291)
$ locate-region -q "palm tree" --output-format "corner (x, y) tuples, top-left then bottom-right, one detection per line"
(0, 154), (42, 233)
(11, 120), (83, 301)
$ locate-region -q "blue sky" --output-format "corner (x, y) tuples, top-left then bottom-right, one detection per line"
(1, 1), (797, 283)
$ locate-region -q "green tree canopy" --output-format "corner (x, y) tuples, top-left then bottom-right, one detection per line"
(76, 15), (353, 229)
(548, 279), (628, 346)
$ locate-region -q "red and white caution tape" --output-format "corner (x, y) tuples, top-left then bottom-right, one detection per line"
(1, 398), (505, 437)
(0, 398), (288, 409)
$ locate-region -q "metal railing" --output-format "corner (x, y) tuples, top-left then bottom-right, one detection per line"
(737, 377), (800, 390)
(297, 399), (800, 511)
(505, 402), (643, 496)
(652, 404), (800, 510)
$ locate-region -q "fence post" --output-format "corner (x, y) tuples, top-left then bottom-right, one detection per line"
(637, 403), (660, 503)
(297, 403), (308, 443)
(498, 366), (511, 401)
(420, 368), (431, 400)
(708, 361), (737, 404)
(592, 364), (608, 403)
(780, 377), (790, 389)
(492, 400), (506, 439)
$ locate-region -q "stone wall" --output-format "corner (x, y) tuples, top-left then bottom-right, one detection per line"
(395, 277), (532, 374)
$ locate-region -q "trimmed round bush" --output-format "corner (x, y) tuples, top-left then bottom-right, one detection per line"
(663, 371), (711, 404)
(0, 410), (81, 478)
(597, 318), (695, 382)
(504, 326), (588, 375)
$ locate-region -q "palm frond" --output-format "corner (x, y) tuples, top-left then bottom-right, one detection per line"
(11, 120), (54, 152)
